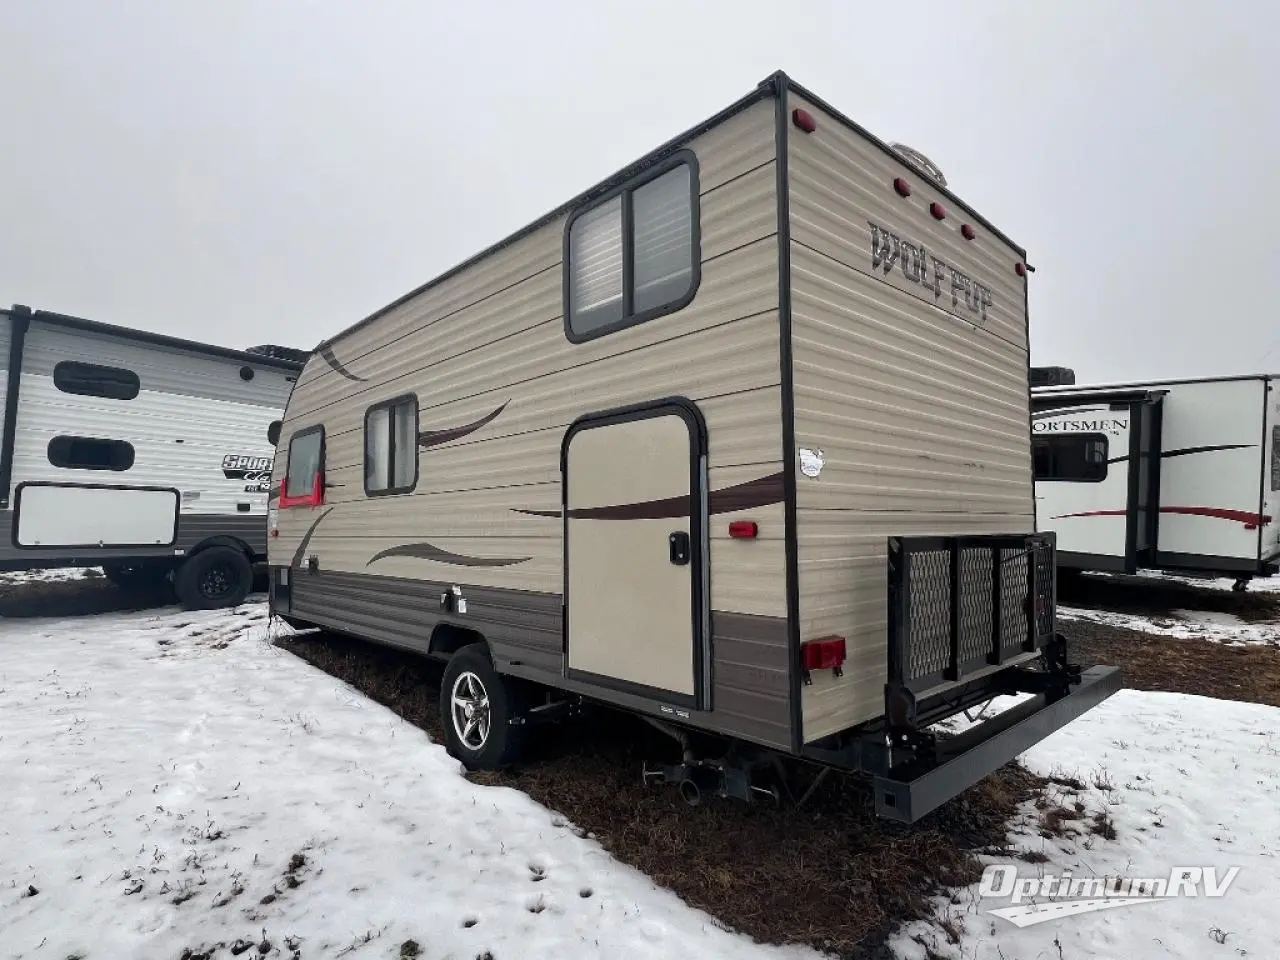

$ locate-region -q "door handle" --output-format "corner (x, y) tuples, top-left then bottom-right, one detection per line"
(669, 531), (690, 565)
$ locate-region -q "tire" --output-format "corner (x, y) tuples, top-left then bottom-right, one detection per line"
(174, 546), (254, 610)
(440, 644), (527, 770)
(102, 563), (171, 590)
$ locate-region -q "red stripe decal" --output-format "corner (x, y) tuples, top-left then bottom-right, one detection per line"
(1051, 506), (1272, 530)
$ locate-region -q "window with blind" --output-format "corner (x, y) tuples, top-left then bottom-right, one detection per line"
(365, 395), (418, 496)
(565, 152), (699, 342)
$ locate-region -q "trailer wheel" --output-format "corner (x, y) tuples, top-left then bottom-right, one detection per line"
(440, 644), (527, 770)
(174, 546), (253, 610)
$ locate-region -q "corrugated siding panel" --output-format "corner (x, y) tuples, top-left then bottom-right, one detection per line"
(271, 95), (783, 604)
(287, 99), (779, 411)
(10, 324), (293, 520)
(786, 94), (1035, 741)
(270, 94), (790, 749)
(0, 510), (268, 565)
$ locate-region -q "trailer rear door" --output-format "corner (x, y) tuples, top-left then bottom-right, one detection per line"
(562, 401), (707, 708)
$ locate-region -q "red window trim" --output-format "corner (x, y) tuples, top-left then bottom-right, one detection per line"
(278, 472), (324, 509)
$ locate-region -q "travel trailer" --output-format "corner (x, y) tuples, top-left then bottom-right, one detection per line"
(0, 304), (307, 609)
(266, 70), (1119, 823)
(1033, 373), (1279, 590)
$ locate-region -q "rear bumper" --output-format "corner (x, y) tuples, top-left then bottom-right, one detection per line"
(873, 664), (1122, 823)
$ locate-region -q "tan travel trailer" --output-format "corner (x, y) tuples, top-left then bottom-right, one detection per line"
(267, 71), (1119, 823)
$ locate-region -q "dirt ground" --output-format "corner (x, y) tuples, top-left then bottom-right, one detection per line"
(1058, 573), (1280, 708)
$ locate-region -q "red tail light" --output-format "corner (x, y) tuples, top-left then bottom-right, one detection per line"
(801, 635), (847, 673)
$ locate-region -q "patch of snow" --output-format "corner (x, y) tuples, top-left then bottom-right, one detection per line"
(894, 689), (1280, 960)
(0, 601), (818, 960)
(0, 566), (99, 586)
(1095, 568), (1280, 594)
(1058, 604), (1279, 646)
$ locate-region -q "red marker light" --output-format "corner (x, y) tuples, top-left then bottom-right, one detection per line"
(792, 108), (817, 133)
(893, 177), (912, 197)
(929, 202), (946, 220)
(728, 521), (758, 539)
(800, 635), (847, 672)
(961, 224), (976, 240)
(1015, 262), (1027, 277)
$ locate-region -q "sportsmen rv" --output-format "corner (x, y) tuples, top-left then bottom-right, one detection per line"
(266, 71), (1119, 823)
(1033, 373), (1279, 589)
(0, 304), (307, 608)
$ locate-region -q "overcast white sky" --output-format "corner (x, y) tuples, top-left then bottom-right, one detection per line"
(2, 1), (1276, 384)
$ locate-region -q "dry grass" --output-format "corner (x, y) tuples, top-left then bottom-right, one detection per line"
(1061, 621), (1280, 707)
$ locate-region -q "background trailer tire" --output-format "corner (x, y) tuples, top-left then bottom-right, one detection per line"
(440, 644), (528, 770)
(174, 545), (254, 610)
(101, 562), (172, 592)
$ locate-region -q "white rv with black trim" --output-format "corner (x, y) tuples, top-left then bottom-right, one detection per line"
(1033, 374), (1280, 588)
(0, 305), (306, 608)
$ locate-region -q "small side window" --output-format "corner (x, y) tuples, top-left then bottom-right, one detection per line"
(281, 427), (325, 508)
(48, 436), (135, 471)
(1032, 434), (1109, 482)
(564, 152), (699, 343)
(53, 361), (140, 401)
(1271, 425), (1279, 491)
(364, 395), (418, 496)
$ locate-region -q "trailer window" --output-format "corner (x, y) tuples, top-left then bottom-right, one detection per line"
(1032, 434), (1109, 482)
(47, 436), (135, 471)
(1272, 425), (1280, 491)
(565, 152), (699, 342)
(284, 428), (324, 500)
(53, 361), (140, 401)
(365, 395), (418, 496)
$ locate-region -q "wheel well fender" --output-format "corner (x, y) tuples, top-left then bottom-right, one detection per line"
(185, 536), (255, 561)
(429, 623), (488, 659)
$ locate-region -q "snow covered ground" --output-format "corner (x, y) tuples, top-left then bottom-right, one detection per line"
(1057, 604), (1280, 646)
(895, 689), (1280, 960)
(1, 595), (815, 960)
(1095, 568), (1280, 594)
(2, 571), (1278, 960)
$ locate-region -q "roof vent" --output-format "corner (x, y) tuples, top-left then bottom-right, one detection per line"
(890, 143), (947, 188)
(1030, 366), (1077, 387)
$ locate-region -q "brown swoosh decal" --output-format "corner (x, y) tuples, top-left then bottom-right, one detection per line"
(418, 401), (509, 449)
(290, 507), (333, 569)
(513, 471), (786, 521)
(319, 345), (368, 383)
(366, 541), (531, 567)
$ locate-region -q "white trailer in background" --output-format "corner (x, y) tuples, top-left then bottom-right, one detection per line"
(1032, 374), (1280, 589)
(0, 304), (307, 608)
